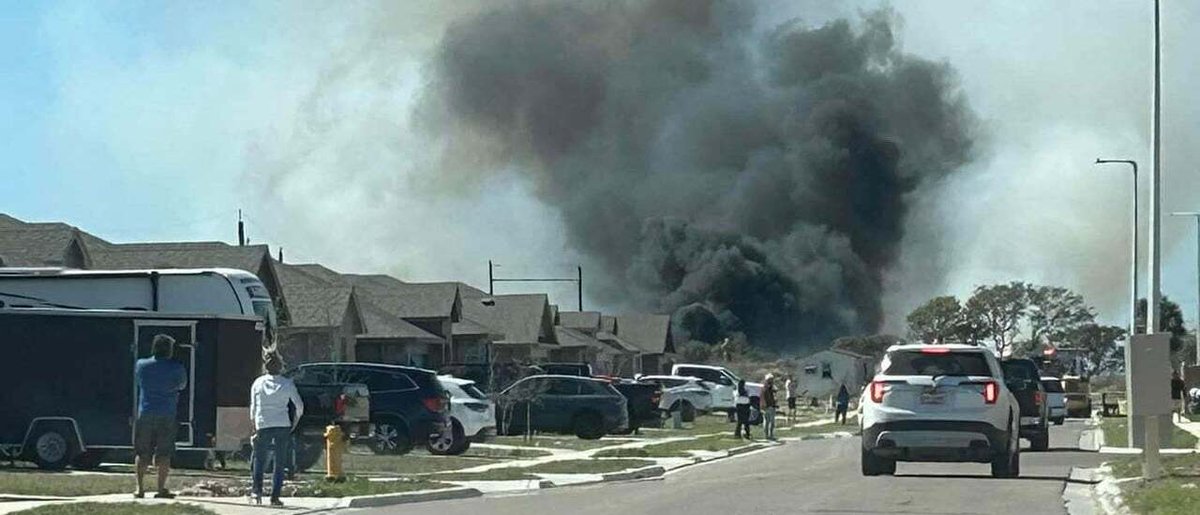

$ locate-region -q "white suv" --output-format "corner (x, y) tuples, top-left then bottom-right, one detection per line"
(860, 344), (1022, 478)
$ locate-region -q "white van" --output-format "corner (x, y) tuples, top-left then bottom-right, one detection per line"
(0, 268), (277, 343)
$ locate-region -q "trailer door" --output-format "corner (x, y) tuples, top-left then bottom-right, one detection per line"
(132, 321), (197, 447)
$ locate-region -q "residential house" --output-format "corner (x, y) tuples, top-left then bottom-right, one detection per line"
(554, 311), (627, 375)
(616, 314), (675, 375)
(273, 264), (365, 365)
(596, 315), (642, 376)
(0, 214), (94, 268)
(344, 274), (462, 369)
(461, 293), (557, 363)
(793, 348), (879, 400)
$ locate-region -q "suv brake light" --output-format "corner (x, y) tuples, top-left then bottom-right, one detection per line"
(920, 347), (951, 354)
(983, 381), (998, 404)
(422, 396), (444, 413)
(1034, 390), (1043, 406)
(334, 393), (348, 417)
(869, 381), (887, 403)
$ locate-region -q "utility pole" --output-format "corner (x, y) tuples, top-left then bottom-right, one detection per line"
(237, 209), (246, 247)
(488, 261), (583, 311)
(1143, 0), (1164, 480)
(1171, 212), (1200, 365)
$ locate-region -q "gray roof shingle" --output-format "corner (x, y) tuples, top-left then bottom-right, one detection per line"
(280, 283), (355, 329)
(461, 293), (555, 345)
(558, 311), (601, 332)
(0, 215), (98, 267)
(89, 241), (270, 274)
(615, 314), (674, 354)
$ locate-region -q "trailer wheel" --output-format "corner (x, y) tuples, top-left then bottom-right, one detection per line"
(28, 426), (77, 471)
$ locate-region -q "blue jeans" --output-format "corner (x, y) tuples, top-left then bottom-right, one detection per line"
(251, 427), (292, 498)
(764, 407), (777, 438)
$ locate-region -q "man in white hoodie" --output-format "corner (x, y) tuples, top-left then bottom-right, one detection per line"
(249, 353), (304, 506)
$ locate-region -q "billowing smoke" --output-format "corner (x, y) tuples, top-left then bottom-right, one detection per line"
(420, 0), (976, 351)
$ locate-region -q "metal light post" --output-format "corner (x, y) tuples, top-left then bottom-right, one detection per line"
(1095, 159), (1139, 338)
(1171, 212), (1200, 365)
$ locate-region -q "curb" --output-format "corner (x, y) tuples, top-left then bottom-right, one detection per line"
(599, 465), (665, 483)
(1062, 467), (1100, 515)
(337, 487), (483, 509)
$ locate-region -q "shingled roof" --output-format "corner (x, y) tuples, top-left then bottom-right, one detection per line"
(554, 326), (614, 353)
(462, 293), (556, 345)
(558, 311), (601, 332)
(89, 241), (271, 274)
(344, 275), (461, 321)
(0, 215), (96, 268)
(358, 301), (442, 340)
(616, 314), (674, 354)
(280, 283), (361, 329)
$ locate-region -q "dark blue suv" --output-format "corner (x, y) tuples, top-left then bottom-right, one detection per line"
(288, 362), (449, 455)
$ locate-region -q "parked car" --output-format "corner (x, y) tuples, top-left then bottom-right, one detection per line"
(496, 375), (628, 439)
(607, 379), (662, 433)
(1000, 358), (1050, 451)
(431, 376), (496, 455)
(861, 344), (1022, 478)
(1041, 376), (1067, 425)
(671, 364), (762, 415)
(636, 375), (714, 421)
(291, 381), (372, 472)
(1062, 375), (1093, 418)
(286, 363), (449, 458)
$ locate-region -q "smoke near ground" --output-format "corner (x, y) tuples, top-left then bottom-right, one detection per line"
(419, 1), (975, 351)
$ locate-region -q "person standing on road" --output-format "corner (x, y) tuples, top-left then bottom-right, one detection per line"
(249, 353), (304, 506)
(785, 376), (797, 423)
(734, 379), (752, 439)
(762, 374), (778, 440)
(1172, 371), (1186, 419)
(835, 384), (850, 425)
(133, 334), (187, 499)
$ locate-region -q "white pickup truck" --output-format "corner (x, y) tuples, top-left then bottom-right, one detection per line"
(671, 364), (763, 412)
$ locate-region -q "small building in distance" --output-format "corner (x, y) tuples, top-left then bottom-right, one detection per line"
(792, 347), (880, 400)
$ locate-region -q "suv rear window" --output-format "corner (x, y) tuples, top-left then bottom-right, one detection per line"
(1041, 379), (1065, 393)
(883, 351), (992, 377)
(462, 383), (488, 400)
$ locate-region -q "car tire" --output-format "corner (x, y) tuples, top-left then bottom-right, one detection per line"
(28, 425), (77, 471)
(860, 446), (895, 476)
(370, 418), (413, 455)
(573, 411), (605, 440)
(428, 419), (467, 456)
(1031, 430), (1049, 451)
(291, 436), (324, 474)
(1053, 417), (1064, 426)
(680, 401), (697, 423)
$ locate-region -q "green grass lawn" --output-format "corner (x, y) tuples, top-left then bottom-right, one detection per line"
(1122, 478), (1200, 515)
(593, 435), (759, 458)
(11, 502), (213, 515)
(290, 476), (450, 497)
(1101, 417), (1198, 449)
(1110, 453), (1200, 479)
(0, 471), (205, 497)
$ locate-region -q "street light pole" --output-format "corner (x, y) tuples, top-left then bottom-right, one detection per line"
(1096, 158), (1139, 337)
(1171, 212), (1200, 365)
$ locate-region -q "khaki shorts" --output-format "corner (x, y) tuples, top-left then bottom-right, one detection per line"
(134, 415), (177, 459)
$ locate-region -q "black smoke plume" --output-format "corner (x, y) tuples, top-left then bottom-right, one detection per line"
(421, 0), (975, 352)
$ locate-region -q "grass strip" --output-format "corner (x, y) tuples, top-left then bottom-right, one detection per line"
(11, 503), (213, 515)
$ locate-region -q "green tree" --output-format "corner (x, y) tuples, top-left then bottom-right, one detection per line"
(906, 296), (963, 344)
(963, 281), (1030, 356)
(1067, 323), (1126, 375)
(1135, 296), (1189, 355)
(1019, 286), (1094, 356)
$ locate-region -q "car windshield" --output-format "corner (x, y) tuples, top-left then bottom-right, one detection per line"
(883, 351), (991, 377)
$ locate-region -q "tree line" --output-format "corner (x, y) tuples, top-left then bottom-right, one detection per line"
(905, 281), (1193, 375)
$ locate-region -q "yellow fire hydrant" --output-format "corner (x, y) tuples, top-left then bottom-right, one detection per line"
(324, 424), (346, 482)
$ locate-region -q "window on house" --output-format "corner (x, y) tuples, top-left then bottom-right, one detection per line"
(821, 362), (832, 379)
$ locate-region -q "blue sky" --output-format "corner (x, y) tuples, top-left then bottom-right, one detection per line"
(3, 1), (1200, 330)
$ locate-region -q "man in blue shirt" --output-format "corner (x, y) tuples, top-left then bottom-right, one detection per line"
(133, 334), (187, 499)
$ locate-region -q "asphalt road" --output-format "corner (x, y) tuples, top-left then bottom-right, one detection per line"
(362, 420), (1107, 515)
